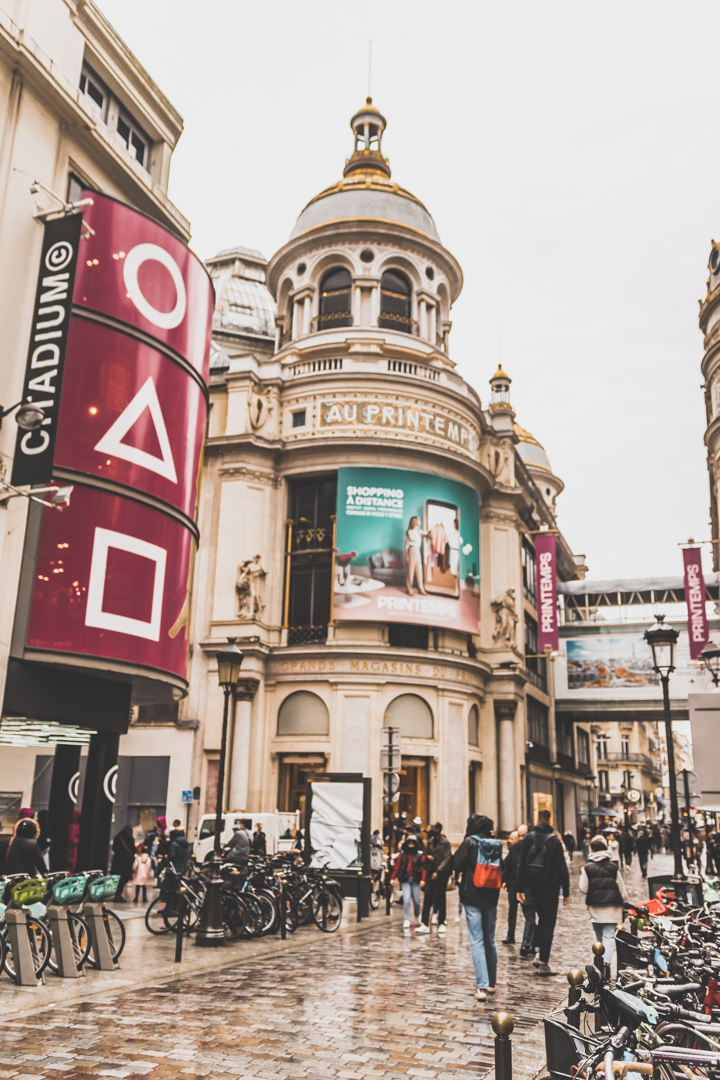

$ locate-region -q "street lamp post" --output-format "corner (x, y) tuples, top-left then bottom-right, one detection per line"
(700, 640), (720, 686)
(195, 637), (244, 947)
(644, 616), (684, 880)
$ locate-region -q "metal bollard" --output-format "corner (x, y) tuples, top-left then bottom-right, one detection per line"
(82, 903), (118, 970)
(592, 941), (605, 972)
(566, 969), (585, 1029)
(174, 887), (186, 963)
(491, 1011), (514, 1080)
(280, 878), (287, 940)
(46, 906), (82, 978)
(4, 909), (41, 986)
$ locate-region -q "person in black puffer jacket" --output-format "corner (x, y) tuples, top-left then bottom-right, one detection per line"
(516, 810), (570, 975)
(2, 818), (47, 876)
(579, 834), (628, 966)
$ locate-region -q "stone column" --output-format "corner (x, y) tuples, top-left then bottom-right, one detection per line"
(227, 678), (259, 811)
(495, 700), (518, 835)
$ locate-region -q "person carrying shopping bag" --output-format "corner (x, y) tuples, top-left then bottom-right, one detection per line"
(453, 813), (503, 1003)
(390, 835), (425, 928)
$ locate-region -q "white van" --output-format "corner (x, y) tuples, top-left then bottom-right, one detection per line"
(194, 810), (299, 864)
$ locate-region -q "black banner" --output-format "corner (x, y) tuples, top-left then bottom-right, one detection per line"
(11, 213), (83, 486)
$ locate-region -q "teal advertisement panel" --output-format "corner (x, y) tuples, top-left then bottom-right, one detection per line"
(334, 466), (480, 633)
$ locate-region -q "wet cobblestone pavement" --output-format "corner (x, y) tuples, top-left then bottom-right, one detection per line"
(0, 855), (672, 1080)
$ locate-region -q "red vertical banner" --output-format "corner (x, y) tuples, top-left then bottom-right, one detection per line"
(536, 533), (559, 652)
(683, 547), (709, 660)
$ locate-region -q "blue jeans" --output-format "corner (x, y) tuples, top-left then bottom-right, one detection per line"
(402, 880), (421, 920)
(464, 904), (498, 989)
(592, 922), (616, 965)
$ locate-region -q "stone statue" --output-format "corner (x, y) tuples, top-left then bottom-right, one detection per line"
(491, 588), (518, 646)
(236, 554), (267, 619)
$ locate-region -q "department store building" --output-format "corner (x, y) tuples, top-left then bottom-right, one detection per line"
(186, 100), (593, 843)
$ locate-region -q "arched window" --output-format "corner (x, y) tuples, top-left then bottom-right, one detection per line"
(277, 691), (329, 736)
(468, 704), (479, 747)
(379, 270), (412, 333)
(384, 694), (433, 739)
(318, 268), (352, 330)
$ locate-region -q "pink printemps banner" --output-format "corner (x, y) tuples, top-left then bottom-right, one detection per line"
(536, 532), (559, 652)
(683, 547), (709, 660)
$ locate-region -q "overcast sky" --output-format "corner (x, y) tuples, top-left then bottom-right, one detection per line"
(99, 1), (719, 583)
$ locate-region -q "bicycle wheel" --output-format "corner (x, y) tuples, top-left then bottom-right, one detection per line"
(145, 896), (172, 935)
(222, 893), (247, 941)
(239, 895), (266, 938)
(85, 908), (126, 968)
(251, 889), (279, 936)
(161, 899), (200, 936)
(312, 888), (343, 932)
(282, 895), (298, 934)
(46, 912), (92, 974)
(3, 917), (52, 981)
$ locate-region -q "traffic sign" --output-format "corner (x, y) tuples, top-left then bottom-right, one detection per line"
(181, 790), (193, 804)
(626, 789), (641, 804)
(381, 726), (402, 772)
(383, 772), (400, 794)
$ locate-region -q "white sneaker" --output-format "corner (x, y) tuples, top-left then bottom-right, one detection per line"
(416, 923), (430, 934)
(403, 919), (410, 929)
(437, 924), (447, 934)
(431, 913), (438, 924)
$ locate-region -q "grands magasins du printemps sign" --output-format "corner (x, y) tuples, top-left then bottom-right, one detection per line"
(9, 192), (213, 695)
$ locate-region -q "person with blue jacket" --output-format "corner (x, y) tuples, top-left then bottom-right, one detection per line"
(453, 813), (503, 1002)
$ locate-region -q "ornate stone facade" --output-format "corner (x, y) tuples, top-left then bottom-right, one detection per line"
(184, 101), (589, 842)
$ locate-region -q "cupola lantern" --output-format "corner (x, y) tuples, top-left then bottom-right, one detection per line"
(344, 97), (391, 178)
(489, 365), (512, 410)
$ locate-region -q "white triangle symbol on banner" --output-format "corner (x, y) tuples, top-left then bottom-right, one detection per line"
(94, 376), (178, 484)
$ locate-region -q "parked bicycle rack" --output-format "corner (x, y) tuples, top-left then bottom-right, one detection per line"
(4, 910), (42, 987)
(82, 876), (120, 971)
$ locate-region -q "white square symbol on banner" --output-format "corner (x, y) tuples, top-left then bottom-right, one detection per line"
(85, 527), (166, 641)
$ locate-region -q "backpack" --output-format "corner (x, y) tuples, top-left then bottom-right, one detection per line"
(524, 831), (551, 886)
(470, 835), (502, 890)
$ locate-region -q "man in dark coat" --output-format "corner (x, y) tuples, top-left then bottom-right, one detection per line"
(252, 823), (267, 855)
(111, 825), (135, 901)
(168, 829), (190, 873)
(635, 828), (652, 878)
(417, 822), (452, 933)
(517, 810), (570, 975)
(2, 818), (47, 876)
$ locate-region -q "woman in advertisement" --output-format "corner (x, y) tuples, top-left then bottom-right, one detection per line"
(405, 516), (428, 596)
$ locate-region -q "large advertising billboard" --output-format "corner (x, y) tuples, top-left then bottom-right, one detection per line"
(333, 466), (480, 633)
(13, 192), (213, 685)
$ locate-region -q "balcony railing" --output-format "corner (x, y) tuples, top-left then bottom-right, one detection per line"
(597, 751), (655, 768)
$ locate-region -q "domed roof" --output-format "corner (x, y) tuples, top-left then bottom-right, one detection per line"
(514, 422), (553, 473)
(290, 99), (440, 243)
(207, 246), (276, 339)
(291, 174), (440, 242)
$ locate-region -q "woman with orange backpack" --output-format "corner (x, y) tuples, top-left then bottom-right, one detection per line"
(453, 813), (503, 1002)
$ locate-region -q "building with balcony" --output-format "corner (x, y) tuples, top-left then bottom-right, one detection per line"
(184, 100), (592, 843)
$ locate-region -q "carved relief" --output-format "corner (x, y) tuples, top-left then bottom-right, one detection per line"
(247, 386), (272, 431)
(491, 588), (518, 646)
(236, 554), (267, 620)
(487, 443), (512, 484)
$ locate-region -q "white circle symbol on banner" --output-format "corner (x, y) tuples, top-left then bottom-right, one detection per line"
(68, 771), (80, 804)
(122, 243), (187, 329)
(103, 765), (118, 804)
(45, 240), (74, 272)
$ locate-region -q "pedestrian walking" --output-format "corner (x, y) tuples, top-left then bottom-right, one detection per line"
(1, 818), (47, 876)
(252, 822), (267, 855)
(579, 834), (629, 965)
(111, 825), (136, 901)
(453, 813), (503, 1002)
(563, 831), (577, 861)
(635, 828), (652, 878)
(390, 835), (425, 928)
(225, 822), (251, 866)
(651, 824), (662, 854)
(132, 844), (153, 903)
(618, 829), (634, 869)
(66, 809), (81, 873)
(168, 828), (190, 873)
(501, 830), (522, 944)
(517, 809), (570, 976)
(582, 829), (592, 860)
(604, 828), (620, 865)
(417, 821), (452, 934)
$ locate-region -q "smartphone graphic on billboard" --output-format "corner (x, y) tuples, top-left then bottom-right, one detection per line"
(424, 500), (460, 598)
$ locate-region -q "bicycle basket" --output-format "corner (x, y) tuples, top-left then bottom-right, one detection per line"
(88, 875), (120, 901)
(544, 1018), (603, 1080)
(11, 878), (48, 907)
(52, 875), (87, 905)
